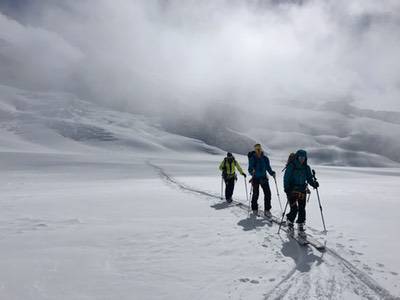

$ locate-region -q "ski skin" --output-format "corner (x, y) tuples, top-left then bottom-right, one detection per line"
(255, 213), (315, 248)
(226, 199), (326, 252)
(272, 215), (326, 251)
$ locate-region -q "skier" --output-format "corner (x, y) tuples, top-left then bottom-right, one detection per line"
(219, 152), (246, 203)
(248, 144), (276, 217)
(283, 149), (319, 237)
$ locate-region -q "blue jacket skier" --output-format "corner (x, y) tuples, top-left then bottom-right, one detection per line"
(283, 149), (319, 236)
(248, 144), (276, 216)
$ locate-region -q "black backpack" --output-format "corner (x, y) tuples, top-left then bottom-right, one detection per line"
(282, 152), (296, 172)
(247, 151), (255, 159)
(222, 156), (235, 179)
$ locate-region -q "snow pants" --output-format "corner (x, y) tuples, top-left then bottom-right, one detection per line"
(251, 177), (271, 211)
(224, 177), (235, 201)
(286, 191), (306, 223)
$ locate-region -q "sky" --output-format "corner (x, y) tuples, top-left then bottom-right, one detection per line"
(0, 0), (399, 115)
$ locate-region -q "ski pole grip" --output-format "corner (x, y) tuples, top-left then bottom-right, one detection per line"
(312, 169), (317, 180)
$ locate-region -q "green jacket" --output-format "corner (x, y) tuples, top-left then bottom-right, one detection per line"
(219, 157), (245, 178)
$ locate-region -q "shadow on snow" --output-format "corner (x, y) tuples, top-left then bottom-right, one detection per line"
(281, 238), (324, 273)
(236, 214), (272, 231)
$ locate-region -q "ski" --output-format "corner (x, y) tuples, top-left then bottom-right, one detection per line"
(293, 234), (309, 246)
(270, 214), (325, 251)
(229, 200), (326, 252)
(304, 233), (326, 251)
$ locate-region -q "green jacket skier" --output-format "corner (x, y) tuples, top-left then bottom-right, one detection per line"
(219, 152), (246, 203)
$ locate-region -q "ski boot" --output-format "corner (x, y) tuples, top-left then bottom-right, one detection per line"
(287, 219), (294, 237)
(298, 223), (307, 239)
(226, 198), (233, 203)
(264, 210), (272, 219)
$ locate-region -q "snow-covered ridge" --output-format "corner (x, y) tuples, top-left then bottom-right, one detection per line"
(0, 84), (222, 156)
(162, 101), (400, 167)
(1, 84), (399, 168)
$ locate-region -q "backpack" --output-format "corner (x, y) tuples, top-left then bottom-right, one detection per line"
(248, 150), (262, 175)
(247, 151), (255, 159)
(282, 152), (296, 172)
(222, 156), (236, 179)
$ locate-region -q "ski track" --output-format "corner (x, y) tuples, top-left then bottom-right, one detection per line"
(148, 162), (399, 300)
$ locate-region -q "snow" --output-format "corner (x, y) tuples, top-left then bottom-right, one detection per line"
(0, 85), (399, 299)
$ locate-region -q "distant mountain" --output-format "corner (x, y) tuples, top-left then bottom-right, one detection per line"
(161, 100), (400, 167)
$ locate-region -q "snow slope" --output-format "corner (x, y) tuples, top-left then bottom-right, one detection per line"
(163, 101), (400, 168)
(0, 85), (399, 299)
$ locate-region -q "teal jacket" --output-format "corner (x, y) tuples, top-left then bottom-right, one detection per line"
(284, 149), (317, 193)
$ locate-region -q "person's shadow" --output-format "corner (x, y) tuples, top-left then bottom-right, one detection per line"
(210, 201), (231, 210)
(237, 214), (272, 231)
(280, 237), (324, 273)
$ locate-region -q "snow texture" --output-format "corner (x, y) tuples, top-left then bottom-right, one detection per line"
(0, 85), (399, 299)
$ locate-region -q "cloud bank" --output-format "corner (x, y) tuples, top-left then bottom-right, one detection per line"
(0, 0), (399, 113)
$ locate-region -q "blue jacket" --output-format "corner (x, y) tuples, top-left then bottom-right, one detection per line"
(284, 149), (317, 193)
(248, 151), (275, 179)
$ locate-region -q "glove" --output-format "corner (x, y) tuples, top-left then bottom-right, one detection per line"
(313, 181), (319, 188)
(272, 171), (276, 178)
(242, 173), (247, 178)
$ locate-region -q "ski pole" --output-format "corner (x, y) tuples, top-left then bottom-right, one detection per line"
(277, 200), (289, 234)
(273, 176), (283, 213)
(220, 176), (224, 200)
(244, 177), (249, 208)
(312, 169), (327, 232)
(248, 179), (253, 216)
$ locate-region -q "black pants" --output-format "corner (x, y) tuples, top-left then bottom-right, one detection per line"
(225, 177), (235, 201)
(251, 177), (271, 211)
(286, 191), (306, 223)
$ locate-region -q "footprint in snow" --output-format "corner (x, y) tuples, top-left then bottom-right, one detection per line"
(36, 223), (48, 227)
(376, 263), (384, 268)
(250, 280), (259, 284)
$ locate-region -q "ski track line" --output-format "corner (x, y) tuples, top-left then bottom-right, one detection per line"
(148, 162), (399, 300)
(264, 243), (305, 300)
(147, 162), (305, 298)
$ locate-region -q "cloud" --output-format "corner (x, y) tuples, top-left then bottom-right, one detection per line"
(0, 11), (82, 91)
(1, 0), (399, 112)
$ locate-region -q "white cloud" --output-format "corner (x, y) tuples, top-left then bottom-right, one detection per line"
(0, 0), (399, 111)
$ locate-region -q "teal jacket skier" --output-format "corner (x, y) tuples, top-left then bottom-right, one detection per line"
(284, 149), (318, 193)
(283, 149), (319, 236)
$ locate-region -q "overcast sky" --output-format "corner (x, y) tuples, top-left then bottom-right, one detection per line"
(0, 0), (399, 113)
